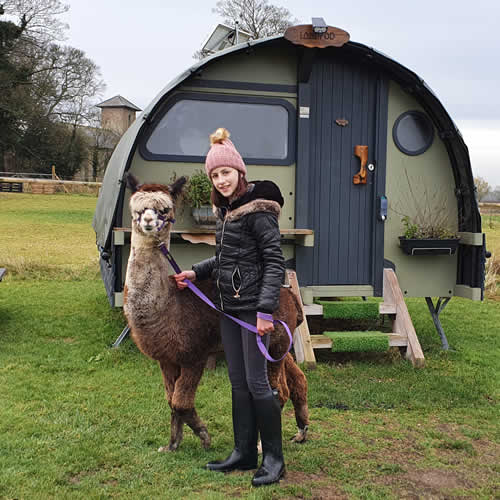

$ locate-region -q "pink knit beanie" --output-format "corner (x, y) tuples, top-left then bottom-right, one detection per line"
(205, 128), (247, 178)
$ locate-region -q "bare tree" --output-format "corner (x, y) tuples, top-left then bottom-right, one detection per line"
(2, 0), (69, 46)
(32, 44), (105, 126)
(475, 176), (491, 202)
(193, 0), (297, 59)
(213, 0), (298, 39)
(0, 0), (106, 178)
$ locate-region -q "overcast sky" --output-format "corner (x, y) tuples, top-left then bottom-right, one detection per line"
(60, 0), (499, 187)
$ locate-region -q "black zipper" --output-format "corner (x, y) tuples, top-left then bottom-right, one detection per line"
(216, 211), (228, 311)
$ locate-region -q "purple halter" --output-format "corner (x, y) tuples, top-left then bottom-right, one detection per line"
(134, 208), (175, 232)
(156, 213), (175, 231)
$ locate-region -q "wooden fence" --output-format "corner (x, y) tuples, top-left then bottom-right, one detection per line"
(479, 202), (500, 215)
(0, 177), (102, 195)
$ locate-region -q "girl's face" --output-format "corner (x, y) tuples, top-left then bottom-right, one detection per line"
(211, 166), (240, 198)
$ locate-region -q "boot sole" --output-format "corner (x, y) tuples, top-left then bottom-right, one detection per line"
(251, 467), (285, 487)
(206, 463), (258, 472)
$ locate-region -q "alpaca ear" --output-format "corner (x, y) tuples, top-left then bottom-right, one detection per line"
(127, 173), (141, 193)
(169, 176), (187, 200)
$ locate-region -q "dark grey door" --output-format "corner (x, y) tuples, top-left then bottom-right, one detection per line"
(295, 52), (388, 294)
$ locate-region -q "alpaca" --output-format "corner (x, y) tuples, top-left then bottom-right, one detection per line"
(123, 174), (309, 452)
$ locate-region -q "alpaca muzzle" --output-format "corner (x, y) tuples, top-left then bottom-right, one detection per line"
(135, 208), (176, 234)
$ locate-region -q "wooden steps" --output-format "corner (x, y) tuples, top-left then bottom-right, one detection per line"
(286, 270), (316, 369)
(288, 269), (425, 368)
(302, 303), (323, 316)
(323, 331), (389, 352)
(318, 300), (380, 320)
(311, 332), (408, 350)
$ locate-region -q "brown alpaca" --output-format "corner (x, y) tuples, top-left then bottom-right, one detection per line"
(123, 175), (309, 452)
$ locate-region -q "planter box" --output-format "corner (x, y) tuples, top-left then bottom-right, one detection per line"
(192, 206), (216, 225)
(398, 237), (461, 256)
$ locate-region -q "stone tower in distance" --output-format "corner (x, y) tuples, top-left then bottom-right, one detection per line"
(96, 95), (141, 137)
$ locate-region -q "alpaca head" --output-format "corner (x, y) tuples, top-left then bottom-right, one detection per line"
(127, 174), (187, 236)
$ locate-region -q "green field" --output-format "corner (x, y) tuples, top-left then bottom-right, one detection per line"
(0, 193), (499, 499)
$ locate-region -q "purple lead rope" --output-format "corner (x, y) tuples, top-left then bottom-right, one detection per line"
(158, 243), (293, 362)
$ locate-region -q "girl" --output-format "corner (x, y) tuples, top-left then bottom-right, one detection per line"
(174, 127), (286, 487)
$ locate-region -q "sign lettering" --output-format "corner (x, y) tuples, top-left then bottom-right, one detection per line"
(284, 25), (350, 49)
(300, 32), (337, 41)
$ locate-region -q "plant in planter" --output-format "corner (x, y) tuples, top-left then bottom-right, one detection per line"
(393, 171), (460, 256)
(186, 170), (216, 225)
(399, 215), (460, 255)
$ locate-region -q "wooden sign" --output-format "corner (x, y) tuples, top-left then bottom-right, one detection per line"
(284, 25), (350, 49)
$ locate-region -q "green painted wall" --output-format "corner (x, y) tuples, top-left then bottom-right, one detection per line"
(199, 44), (297, 85)
(383, 81), (458, 297)
(126, 155), (296, 227)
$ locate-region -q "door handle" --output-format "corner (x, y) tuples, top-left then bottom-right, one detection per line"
(353, 145), (368, 185)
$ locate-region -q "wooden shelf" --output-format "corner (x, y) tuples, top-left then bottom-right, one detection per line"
(113, 227), (314, 247)
(114, 227), (313, 235)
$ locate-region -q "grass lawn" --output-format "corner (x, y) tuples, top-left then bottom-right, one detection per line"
(0, 192), (499, 499)
(0, 193), (99, 280)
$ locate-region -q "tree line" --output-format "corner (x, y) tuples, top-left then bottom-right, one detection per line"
(0, 0), (105, 178)
(475, 177), (500, 203)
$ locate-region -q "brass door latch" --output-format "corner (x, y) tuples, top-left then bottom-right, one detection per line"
(353, 145), (368, 185)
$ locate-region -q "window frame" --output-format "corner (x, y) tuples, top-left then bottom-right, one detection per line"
(392, 110), (435, 156)
(138, 92), (296, 165)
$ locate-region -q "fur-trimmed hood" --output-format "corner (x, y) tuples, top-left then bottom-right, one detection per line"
(225, 198), (281, 222)
(217, 180), (284, 222)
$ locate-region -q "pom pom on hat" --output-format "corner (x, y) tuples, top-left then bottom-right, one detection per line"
(209, 127), (231, 145)
(205, 127), (247, 177)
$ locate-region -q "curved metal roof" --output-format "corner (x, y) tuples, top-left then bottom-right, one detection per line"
(93, 35), (480, 250)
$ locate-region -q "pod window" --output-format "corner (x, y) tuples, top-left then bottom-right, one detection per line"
(140, 93), (295, 165)
(392, 110), (434, 156)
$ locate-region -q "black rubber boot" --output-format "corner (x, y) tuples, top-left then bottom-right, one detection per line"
(206, 389), (258, 472)
(251, 390), (285, 487)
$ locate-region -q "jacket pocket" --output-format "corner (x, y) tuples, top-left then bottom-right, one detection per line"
(231, 266), (242, 297)
(240, 266), (259, 293)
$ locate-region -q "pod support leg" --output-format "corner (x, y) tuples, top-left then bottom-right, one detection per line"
(425, 297), (451, 350)
(111, 325), (130, 348)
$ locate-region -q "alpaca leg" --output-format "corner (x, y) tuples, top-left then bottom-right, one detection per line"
(284, 354), (310, 443)
(266, 361), (289, 408)
(171, 362), (211, 449)
(259, 361), (290, 454)
(159, 360), (178, 407)
(158, 410), (184, 453)
(158, 361), (184, 452)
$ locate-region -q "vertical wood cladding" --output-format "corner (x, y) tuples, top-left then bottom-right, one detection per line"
(297, 52), (386, 288)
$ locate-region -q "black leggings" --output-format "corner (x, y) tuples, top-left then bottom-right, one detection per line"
(220, 310), (272, 398)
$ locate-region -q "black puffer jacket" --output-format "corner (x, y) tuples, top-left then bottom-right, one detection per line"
(192, 181), (285, 314)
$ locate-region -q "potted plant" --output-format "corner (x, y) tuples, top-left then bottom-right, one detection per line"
(394, 171), (461, 256)
(399, 215), (460, 255)
(186, 170), (216, 225)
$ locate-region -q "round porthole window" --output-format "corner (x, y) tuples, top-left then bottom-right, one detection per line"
(393, 110), (434, 156)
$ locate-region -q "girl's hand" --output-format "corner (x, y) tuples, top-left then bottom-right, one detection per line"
(256, 317), (274, 336)
(173, 270), (196, 289)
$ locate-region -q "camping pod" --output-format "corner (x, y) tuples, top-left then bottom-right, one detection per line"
(93, 23), (486, 312)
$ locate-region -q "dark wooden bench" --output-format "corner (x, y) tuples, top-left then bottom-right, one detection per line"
(0, 181), (23, 193)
